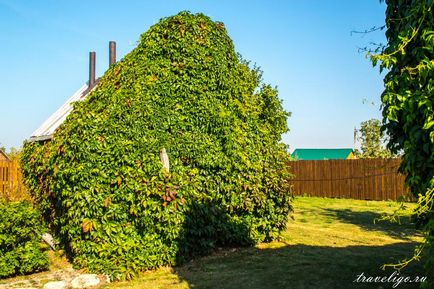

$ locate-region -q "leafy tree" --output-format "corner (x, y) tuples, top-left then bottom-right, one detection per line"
(6, 147), (20, 161)
(355, 118), (394, 158)
(371, 0), (433, 286)
(21, 12), (292, 280)
(0, 143), (5, 153)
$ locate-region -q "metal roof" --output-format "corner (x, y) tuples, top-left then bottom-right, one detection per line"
(292, 148), (354, 160)
(29, 83), (92, 142)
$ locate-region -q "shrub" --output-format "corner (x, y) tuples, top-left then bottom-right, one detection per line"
(0, 200), (49, 278)
(21, 11), (292, 280)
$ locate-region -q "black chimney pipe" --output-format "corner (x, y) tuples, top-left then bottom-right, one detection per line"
(109, 41), (116, 66)
(89, 51), (96, 87)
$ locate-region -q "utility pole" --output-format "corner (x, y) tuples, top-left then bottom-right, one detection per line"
(353, 127), (358, 151)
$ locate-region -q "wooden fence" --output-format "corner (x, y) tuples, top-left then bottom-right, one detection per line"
(288, 158), (411, 201)
(0, 160), (27, 201)
(0, 158), (411, 201)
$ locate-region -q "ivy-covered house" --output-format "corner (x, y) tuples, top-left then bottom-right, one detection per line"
(21, 12), (292, 279)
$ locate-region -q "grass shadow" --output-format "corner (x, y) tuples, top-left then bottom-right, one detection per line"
(322, 208), (421, 241)
(174, 242), (428, 289)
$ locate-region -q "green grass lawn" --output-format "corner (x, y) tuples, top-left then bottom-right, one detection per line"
(105, 197), (427, 289)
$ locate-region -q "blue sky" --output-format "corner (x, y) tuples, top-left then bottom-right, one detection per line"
(0, 0), (386, 152)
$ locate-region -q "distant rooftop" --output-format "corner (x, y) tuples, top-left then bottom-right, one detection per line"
(291, 148), (354, 160)
(0, 150), (10, 161)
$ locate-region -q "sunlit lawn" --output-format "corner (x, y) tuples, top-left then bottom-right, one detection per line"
(105, 197), (426, 289)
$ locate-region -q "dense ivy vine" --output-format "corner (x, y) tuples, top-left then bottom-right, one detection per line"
(371, 0), (433, 286)
(21, 11), (292, 280)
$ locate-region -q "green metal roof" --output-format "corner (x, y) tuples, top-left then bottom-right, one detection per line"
(291, 148), (353, 160)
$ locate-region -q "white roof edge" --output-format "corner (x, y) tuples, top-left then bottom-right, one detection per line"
(28, 83), (92, 142)
(28, 135), (54, 142)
